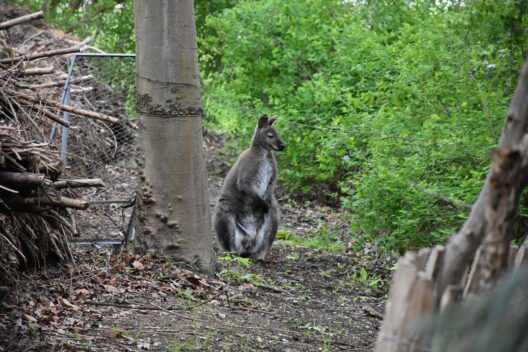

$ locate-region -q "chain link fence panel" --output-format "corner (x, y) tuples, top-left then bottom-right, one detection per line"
(51, 54), (138, 242)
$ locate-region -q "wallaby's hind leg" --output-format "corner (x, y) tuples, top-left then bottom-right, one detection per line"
(214, 207), (253, 255)
(268, 208), (279, 248)
(254, 209), (279, 261)
(213, 209), (234, 251)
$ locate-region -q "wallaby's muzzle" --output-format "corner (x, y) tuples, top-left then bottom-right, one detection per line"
(275, 141), (286, 151)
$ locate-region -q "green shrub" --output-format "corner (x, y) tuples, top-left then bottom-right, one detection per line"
(199, 0), (526, 252)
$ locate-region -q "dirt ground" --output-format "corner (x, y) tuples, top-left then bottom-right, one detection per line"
(0, 244), (386, 352)
(0, 234), (387, 352)
(0, 132), (391, 351)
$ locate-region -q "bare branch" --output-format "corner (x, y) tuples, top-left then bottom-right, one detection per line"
(0, 11), (44, 31)
(0, 37), (92, 65)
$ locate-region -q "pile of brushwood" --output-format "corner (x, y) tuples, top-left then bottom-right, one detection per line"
(0, 8), (118, 285)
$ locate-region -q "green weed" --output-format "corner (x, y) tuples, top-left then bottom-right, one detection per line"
(218, 269), (265, 286)
(276, 230), (343, 251)
(218, 253), (253, 268)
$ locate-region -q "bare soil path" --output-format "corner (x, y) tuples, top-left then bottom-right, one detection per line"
(0, 232), (387, 351)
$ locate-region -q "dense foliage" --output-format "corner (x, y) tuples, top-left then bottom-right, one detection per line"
(19, 0), (528, 252)
(19, 0), (134, 52)
(200, 0), (528, 252)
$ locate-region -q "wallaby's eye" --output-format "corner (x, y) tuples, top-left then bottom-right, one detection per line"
(267, 133), (274, 138)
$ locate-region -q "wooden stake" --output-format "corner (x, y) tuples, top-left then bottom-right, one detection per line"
(375, 251), (435, 352)
(513, 238), (528, 269)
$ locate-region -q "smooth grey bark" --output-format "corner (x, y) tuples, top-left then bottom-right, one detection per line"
(437, 58), (528, 298)
(134, 0), (215, 272)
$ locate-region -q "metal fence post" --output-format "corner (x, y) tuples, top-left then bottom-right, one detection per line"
(60, 89), (71, 163)
(49, 54), (78, 144)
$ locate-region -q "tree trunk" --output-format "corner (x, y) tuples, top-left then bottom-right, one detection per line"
(134, 0), (215, 272)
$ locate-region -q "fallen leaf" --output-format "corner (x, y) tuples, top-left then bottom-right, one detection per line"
(59, 298), (81, 311)
(23, 314), (37, 323)
(63, 317), (76, 326)
(183, 273), (206, 288)
(102, 329), (121, 338)
(96, 272), (107, 285)
(132, 260), (145, 271)
(242, 282), (255, 290)
(103, 284), (117, 293)
(74, 288), (91, 299)
(137, 339), (152, 350)
(37, 313), (52, 324)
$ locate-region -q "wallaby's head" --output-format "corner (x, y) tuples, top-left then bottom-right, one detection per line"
(251, 115), (286, 152)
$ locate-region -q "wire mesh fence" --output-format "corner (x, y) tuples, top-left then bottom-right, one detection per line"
(50, 53), (137, 242)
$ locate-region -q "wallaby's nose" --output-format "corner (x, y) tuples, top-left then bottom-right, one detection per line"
(278, 142), (286, 151)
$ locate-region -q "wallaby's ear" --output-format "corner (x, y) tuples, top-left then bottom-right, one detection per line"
(268, 117), (276, 126)
(257, 115), (269, 129)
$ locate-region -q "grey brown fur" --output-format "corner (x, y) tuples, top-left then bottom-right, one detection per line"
(213, 115), (285, 260)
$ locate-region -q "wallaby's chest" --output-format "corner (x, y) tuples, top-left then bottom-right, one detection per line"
(254, 158), (275, 198)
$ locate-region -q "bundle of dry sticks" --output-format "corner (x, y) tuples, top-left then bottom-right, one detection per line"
(0, 9), (117, 283)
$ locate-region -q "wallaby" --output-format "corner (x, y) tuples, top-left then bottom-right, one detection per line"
(213, 115), (286, 260)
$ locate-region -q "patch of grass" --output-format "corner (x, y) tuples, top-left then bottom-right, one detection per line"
(168, 325), (213, 351)
(177, 288), (193, 305)
(113, 326), (144, 341)
(218, 253), (253, 268)
(218, 269), (265, 286)
(110, 326), (128, 338)
(300, 323), (333, 351)
(294, 293), (310, 303)
(169, 336), (211, 352)
(351, 266), (385, 293)
(276, 230), (343, 251)
(218, 253), (278, 287)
